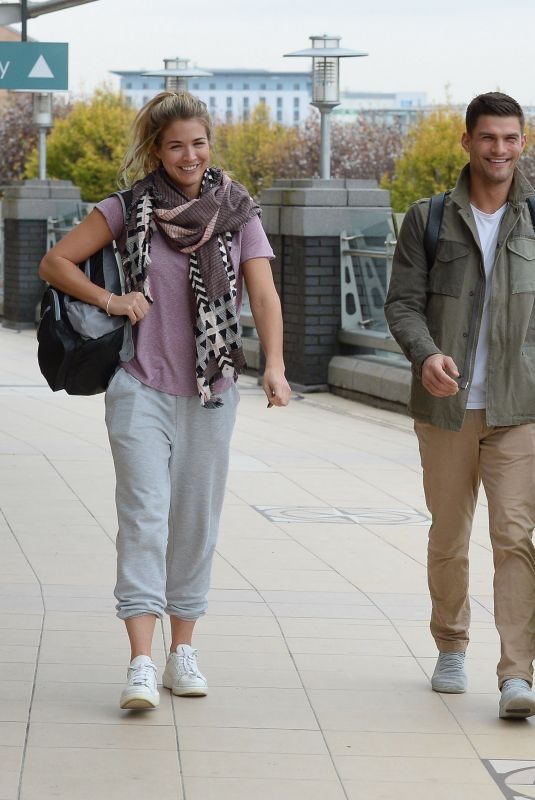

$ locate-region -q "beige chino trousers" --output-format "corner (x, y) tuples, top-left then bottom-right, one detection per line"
(415, 410), (535, 687)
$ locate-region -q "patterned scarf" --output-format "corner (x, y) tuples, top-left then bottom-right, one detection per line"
(120, 166), (260, 407)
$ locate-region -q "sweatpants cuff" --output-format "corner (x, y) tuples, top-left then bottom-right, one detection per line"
(165, 605), (206, 620)
(116, 607), (164, 621)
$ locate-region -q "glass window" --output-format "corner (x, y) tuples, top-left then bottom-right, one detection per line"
(209, 96), (216, 108)
(294, 83), (300, 90)
(209, 83), (216, 90)
(243, 97), (250, 108)
(260, 83), (267, 90)
(142, 82), (148, 90)
(259, 96), (266, 105)
(226, 83), (233, 90)
(243, 83), (249, 90)
(277, 83), (283, 90)
(226, 96), (233, 108)
(192, 82), (199, 90)
(125, 82), (132, 89)
(277, 110), (283, 122)
(226, 109), (233, 123)
(243, 108), (250, 121)
(277, 97), (283, 108)
(294, 97), (300, 108)
(294, 110), (300, 123)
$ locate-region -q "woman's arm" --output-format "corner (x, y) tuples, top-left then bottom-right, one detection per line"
(241, 257), (291, 407)
(38, 208), (150, 325)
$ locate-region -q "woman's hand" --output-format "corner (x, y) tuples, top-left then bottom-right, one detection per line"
(107, 291), (151, 325)
(263, 365), (292, 408)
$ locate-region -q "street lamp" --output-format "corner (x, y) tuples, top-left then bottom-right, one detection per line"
(285, 35), (368, 179)
(144, 58), (212, 92)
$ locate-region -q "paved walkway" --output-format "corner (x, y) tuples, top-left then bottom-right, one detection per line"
(0, 325), (533, 800)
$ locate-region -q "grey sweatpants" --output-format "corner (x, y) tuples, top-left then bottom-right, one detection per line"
(104, 368), (238, 620)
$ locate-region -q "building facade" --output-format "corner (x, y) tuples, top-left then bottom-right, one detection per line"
(336, 90), (428, 128)
(112, 68), (313, 126)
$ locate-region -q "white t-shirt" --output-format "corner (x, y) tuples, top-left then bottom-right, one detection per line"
(466, 202), (507, 408)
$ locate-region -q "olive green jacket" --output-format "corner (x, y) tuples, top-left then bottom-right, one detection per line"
(384, 165), (535, 431)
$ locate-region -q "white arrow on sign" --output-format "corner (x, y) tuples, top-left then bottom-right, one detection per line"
(28, 55), (54, 79)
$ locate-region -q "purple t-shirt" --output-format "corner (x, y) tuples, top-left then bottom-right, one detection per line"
(96, 195), (274, 396)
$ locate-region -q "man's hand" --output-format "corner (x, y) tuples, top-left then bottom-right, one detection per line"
(421, 354), (460, 397)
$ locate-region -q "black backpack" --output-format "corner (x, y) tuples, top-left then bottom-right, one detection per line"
(423, 191), (535, 268)
(37, 190), (133, 396)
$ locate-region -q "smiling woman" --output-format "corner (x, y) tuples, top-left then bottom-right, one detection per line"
(38, 89), (291, 712)
(156, 120), (210, 198)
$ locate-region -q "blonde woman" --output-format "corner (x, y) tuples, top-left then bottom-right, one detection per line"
(39, 91), (291, 709)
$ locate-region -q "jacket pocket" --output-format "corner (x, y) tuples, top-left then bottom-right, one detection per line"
(428, 241), (469, 297)
(508, 237), (535, 293)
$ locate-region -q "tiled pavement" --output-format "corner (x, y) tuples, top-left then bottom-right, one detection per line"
(0, 325), (534, 800)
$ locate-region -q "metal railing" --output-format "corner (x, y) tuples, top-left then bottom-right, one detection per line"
(46, 205), (90, 250)
(339, 230), (404, 359)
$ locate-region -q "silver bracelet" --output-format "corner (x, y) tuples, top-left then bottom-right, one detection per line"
(105, 292), (114, 317)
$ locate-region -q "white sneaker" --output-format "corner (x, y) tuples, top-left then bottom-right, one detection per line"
(162, 644), (208, 697)
(499, 678), (535, 719)
(431, 652), (467, 693)
(119, 655), (160, 709)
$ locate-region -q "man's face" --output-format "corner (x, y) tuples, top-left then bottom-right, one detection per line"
(461, 114), (526, 186)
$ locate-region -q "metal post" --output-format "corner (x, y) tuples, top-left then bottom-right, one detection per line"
(38, 128), (47, 179)
(21, 0), (28, 39)
(319, 108), (331, 179)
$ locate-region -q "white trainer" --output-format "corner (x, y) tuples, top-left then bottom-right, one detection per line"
(162, 644), (208, 697)
(499, 678), (535, 719)
(431, 651), (467, 693)
(119, 655), (159, 710)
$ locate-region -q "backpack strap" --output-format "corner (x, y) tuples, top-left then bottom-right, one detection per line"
(527, 194), (535, 233)
(112, 188), (133, 224)
(424, 191), (449, 269)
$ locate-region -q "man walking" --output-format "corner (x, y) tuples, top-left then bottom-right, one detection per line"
(385, 92), (535, 719)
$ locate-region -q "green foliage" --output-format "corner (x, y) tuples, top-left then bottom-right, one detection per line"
(0, 94), (71, 186)
(25, 88), (135, 201)
(384, 108), (467, 212)
(213, 104), (304, 196)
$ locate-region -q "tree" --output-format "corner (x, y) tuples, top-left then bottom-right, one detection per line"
(213, 103), (305, 196)
(519, 117), (535, 187)
(25, 88), (135, 201)
(292, 114), (404, 183)
(0, 93), (70, 186)
(384, 107), (467, 212)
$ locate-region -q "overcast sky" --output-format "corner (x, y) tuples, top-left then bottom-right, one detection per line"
(14, 0), (535, 107)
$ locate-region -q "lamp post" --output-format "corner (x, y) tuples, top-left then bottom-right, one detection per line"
(144, 58), (212, 92)
(285, 35), (368, 179)
(32, 91), (52, 179)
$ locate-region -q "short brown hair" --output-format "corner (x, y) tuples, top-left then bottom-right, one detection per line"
(465, 92), (524, 134)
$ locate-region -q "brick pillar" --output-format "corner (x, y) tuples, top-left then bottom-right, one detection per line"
(260, 179), (392, 391)
(2, 180), (82, 328)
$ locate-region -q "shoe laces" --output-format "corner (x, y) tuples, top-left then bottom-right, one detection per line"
(129, 662), (156, 686)
(438, 652), (465, 673)
(178, 648), (200, 676)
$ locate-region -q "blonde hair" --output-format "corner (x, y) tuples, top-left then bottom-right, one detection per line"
(118, 90), (212, 187)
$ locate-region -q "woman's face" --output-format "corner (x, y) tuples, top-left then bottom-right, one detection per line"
(156, 118), (210, 198)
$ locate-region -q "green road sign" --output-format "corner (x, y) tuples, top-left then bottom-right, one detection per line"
(0, 42), (68, 90)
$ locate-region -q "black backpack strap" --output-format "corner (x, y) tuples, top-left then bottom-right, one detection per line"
(424, 191), (448, 268)
(112, 188), (133, 224)
(527, 194), (535, 233)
